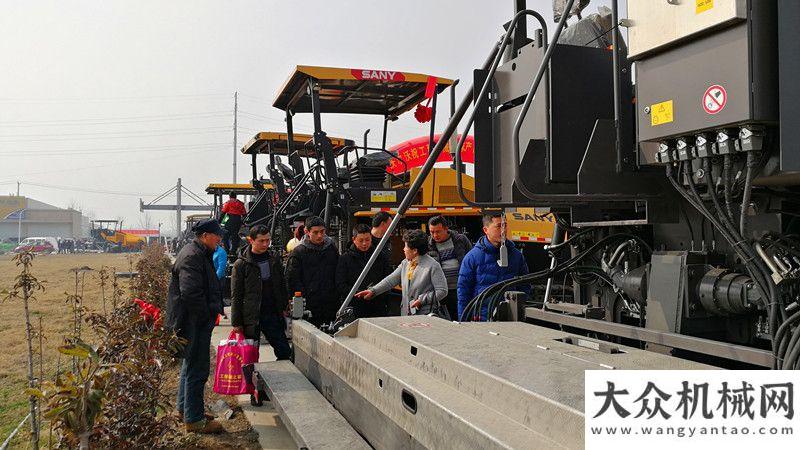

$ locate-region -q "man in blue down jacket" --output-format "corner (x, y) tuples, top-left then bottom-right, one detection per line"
(457, 212), (529, 321)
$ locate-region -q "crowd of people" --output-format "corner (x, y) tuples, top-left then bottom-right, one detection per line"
(165, 202), (532, 433)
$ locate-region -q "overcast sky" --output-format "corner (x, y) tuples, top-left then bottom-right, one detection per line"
(0, 0), (620, 235)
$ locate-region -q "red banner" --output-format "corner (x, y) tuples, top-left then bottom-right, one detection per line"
(386, 135), (474, 175)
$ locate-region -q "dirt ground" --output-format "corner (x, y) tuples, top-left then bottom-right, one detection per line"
(0, 252), (259, 449)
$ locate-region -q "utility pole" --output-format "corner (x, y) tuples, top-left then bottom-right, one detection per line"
(17, 182), (22, 243)
(233, 91), (238, 183)
(176, 178), (182, 238)
(139, 178), (212, 238)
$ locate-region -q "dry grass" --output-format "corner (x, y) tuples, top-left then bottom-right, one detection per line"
(0, 252), (136, 446)
(0, 253), (260, 448)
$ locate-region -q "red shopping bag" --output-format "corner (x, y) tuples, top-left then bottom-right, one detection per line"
(213, 330), (260, 395)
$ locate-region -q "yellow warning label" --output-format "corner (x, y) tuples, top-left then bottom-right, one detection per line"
(651, 100), (674, 127)
(696, 0), (713, 14)
(510, 230), (541, 240)
(370, 190), (397, 203)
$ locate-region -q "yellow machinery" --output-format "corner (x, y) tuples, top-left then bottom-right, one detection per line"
(355, 167), (556, 245)
(89, 220), (146, 252)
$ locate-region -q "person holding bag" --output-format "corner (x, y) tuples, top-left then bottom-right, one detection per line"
(213, 330), (259, 396)
(165, 218), (226, 434)
(355, 229), (449, 318)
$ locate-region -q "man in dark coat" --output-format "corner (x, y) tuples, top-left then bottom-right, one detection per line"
(427, 215), (473, 320)
(165, 218), (225, 434)
(230, 224), (291, 360)
(336, 223), (393, 318)
(285, 216), (339, 328)
(370, 211), (393, 265)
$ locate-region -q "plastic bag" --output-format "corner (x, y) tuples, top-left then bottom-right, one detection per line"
(553, 0), (590, 22)
(213, 330), (259, 395)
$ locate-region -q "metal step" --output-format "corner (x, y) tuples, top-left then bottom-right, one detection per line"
(254, 360), (371, 450)
(290, 317), (712, 449)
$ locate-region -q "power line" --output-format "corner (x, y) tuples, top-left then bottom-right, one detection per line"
(0, 125), (230, 139)
(0, 142), (228, 156)
(0, 128), (230, 143)
(0, 93), (231, 104)
(0, 141), (228, 154)
(20, 182), (160, 197)
(0, 147), (223, 183)
(0, 111), (231, 127)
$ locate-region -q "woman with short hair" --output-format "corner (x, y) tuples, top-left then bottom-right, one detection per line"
(355, 229), (448, 317)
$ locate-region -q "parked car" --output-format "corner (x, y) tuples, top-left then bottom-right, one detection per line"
(14, 237), (58, 254)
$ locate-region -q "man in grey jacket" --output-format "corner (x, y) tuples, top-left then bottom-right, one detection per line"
(427, 216), (472, 319)
(355, 230), (448, 317)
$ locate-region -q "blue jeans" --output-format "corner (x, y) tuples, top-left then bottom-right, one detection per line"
(258, 314), (292, 361)
(176, 317), (213, 424)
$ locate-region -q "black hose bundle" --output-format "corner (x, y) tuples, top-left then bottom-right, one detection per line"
(665, 156), (797, 369)
(459, 233), (650, 322)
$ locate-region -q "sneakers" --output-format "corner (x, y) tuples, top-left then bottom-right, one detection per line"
(185, 418), (226, 434)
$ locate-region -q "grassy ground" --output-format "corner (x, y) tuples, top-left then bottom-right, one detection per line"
(0, 252), (259, 448)
(0, 252), (136, 446)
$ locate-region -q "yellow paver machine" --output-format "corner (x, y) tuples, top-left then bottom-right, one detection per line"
(245, 65), (454, 249)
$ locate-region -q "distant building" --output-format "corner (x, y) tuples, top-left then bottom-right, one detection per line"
(0, 196), (84, 241)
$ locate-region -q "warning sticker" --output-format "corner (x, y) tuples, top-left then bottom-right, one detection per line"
(510, 230), (541, 240)
(650, 100), (674, 127)
(703, 85), (727, 115)
(696, 0), (714, 14)
(370, 190), (397, 203)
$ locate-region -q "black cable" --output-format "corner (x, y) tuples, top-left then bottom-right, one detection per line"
(671, 161), (782, 353)
(695, 161), (779, 325)
(680, 203), (696, 249)
(460, 233), (650, 321)
(741, 151), (757, 237)
(723, 154), (735, 221)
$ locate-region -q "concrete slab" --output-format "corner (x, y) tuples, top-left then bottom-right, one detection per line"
(291, 316), (713, 449)
(211, 308), (295, 450)
(256, 361), (371, 450)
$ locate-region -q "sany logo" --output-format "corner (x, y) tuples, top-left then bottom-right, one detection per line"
(351, 69), (406, 81)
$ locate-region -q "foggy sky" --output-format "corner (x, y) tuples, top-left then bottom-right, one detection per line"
(0, 0), (618, 235)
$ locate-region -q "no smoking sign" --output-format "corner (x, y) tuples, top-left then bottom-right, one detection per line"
(703, 84), (727, 115)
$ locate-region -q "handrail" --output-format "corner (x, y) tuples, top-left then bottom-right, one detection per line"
(452, 8), (552, 209)
(453, 0), (650, 206)
(334, 41), (503, 320)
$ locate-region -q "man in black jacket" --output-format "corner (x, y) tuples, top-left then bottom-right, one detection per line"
(336, 223), (392, 318)
(165, 218), (225, 434)
(285, 216), (339, 327)
(230, 225), (291, 360)
(427, 215), (473, 320)
(371, 211), (393, 265)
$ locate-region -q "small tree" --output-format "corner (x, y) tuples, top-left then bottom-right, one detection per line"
(131, 243), (172, 308)
(28, 340), (115, 450)
(2, 251), (46, 449)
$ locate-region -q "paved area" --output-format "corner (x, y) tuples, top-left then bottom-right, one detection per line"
(211, 307), (295, 450)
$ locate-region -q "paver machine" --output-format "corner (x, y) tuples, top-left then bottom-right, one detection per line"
(89, 220), (145, 252)
(268, 65), (454, 249)
(240, 131), (354, 249)
(205, 182), (261, 220)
